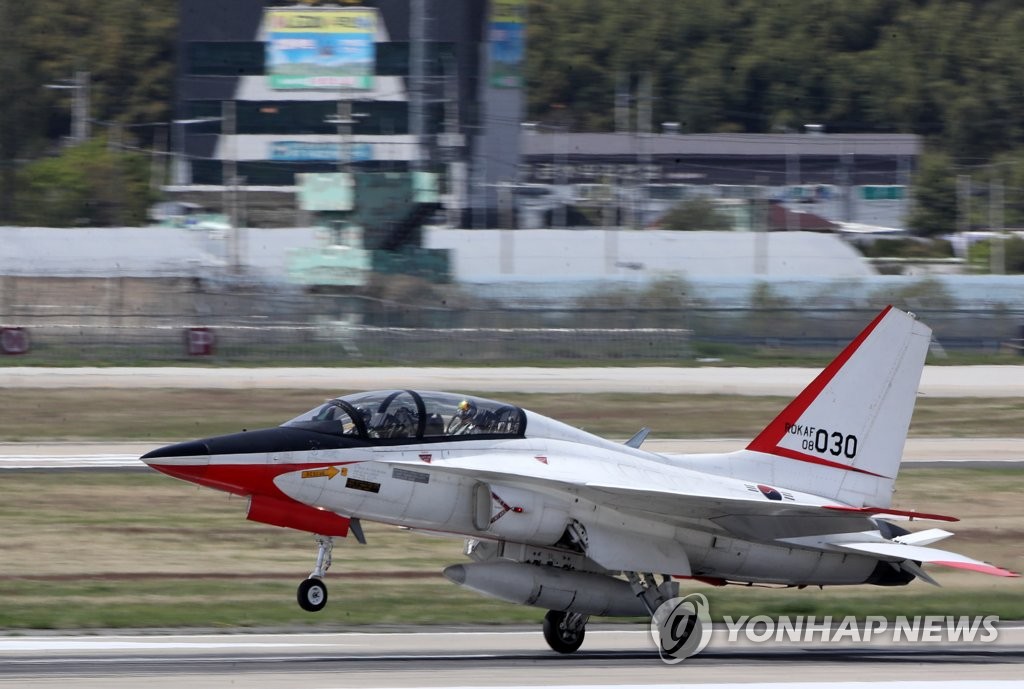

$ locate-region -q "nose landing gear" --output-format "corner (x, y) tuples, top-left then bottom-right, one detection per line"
(297, 534), (333, 612)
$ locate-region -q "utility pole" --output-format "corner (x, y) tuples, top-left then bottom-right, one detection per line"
(151, 125), (168, 192)
(753, 177), (769, 275)
(409, 0), (426, 171)
(614, 72), (629, 227)
(957, 174), (971, 235)
(108, 121), (123, 226)
(614, 72), (629, 134)
(73, 71), (90, 143)
(222, 100), (241, 274)
(785, 142), (799, 231)
(838, 152), (854, 222)
(441, 56), (464, 228)
(554, 122), (568, 229)
(336, 93), (354, 174)
(990, 168), (1005, 275)
(635, 73), (652, 229)
(45, 70), (90, 145)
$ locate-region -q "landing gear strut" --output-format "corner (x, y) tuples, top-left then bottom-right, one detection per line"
(628, 571), (702, 659)
(297, 535), (333, 612)
(542, 610), (589, 654)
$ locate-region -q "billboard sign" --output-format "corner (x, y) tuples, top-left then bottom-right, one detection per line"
(266, 8), (376, 90)
(269, 141), (373, 162)
(489, 0), (525, 88)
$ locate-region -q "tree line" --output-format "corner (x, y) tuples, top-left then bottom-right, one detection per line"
(527, 0), (1024, 235)
(2, 0), (1023, 230)
(0, 1), (174, 225)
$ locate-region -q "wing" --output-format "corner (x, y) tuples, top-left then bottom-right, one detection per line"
(413, 454), (1018, 579)
(414, 453), (882, 537)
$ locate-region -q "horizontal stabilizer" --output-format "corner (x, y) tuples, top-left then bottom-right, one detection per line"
(833, 541), (1018, 578)
(893, 528), (954, 547)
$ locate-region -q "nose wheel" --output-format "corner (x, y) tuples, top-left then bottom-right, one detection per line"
(297, 577), (328, 612)
(297, 535), (334, 612)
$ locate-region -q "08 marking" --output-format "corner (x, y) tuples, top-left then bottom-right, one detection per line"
(799, 429), (857, 459)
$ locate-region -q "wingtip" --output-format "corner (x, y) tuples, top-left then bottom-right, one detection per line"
(930, 560), (1020, 578)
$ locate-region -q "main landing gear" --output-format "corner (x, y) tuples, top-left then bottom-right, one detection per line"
(542, 610), (589, 654)
(297, 535), (333, 612)
(540, 571), (694, 658)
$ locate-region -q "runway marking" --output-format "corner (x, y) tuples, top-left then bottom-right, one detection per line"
(307, 684), (1024, 689)
(0, 639), (339, 651)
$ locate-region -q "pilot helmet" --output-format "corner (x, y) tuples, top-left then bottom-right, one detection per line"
(457, 399), (476, 416)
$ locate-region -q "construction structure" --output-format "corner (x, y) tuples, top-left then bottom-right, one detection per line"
(288, 171), (449, 287)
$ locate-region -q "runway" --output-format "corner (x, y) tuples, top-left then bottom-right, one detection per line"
(2, 367), (1020, 688)
(1, 627), (1022, 688)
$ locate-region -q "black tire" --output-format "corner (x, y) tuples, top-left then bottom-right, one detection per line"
(297, 577), (328, 612)
(542, 610), (585, 654)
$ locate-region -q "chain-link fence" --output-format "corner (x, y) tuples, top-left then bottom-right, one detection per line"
(2, 277), (1023, 363)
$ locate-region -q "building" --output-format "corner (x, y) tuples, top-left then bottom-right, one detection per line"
(519, 131), (921, 229)
(174, 0), (524, 221)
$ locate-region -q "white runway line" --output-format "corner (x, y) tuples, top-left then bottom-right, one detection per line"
(308, 685), (1018, 689)
(0, 455), (139, 469)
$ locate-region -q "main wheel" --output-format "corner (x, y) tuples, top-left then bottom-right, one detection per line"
(297, 577), (328, 612)
(542, 610), (586, 654)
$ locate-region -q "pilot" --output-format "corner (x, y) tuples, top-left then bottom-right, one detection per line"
(352, 406), (373, 436)
(457, 399), (476, 420)
(447, 399), (478, 435)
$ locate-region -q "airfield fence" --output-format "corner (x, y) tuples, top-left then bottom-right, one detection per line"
(3, 304), (1024, 364)
(2, 276), (1023, 363)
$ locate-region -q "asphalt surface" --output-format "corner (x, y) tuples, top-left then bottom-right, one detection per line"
(1, 628), (1022, 688)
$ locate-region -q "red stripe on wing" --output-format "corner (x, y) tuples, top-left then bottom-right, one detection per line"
(822, 504), (959, 522)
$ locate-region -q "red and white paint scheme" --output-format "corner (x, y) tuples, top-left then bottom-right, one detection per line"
(141, 306), (1017, 658)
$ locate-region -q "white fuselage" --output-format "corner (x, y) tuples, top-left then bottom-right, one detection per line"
(267, 434), (880, 586)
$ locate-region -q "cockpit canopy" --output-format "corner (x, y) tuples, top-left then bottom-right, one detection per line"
(282, 390), (526, 442)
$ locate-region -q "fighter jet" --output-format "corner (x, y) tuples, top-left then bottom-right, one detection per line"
(141, 306), (1017, 657)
